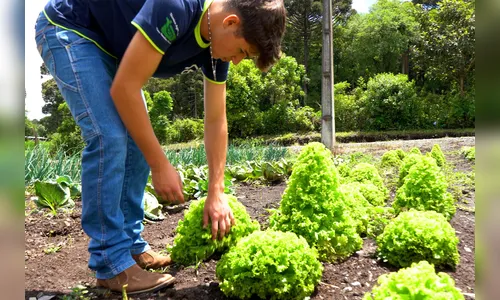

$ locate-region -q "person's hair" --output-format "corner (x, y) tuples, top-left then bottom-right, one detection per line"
(224, 0), (286, 71)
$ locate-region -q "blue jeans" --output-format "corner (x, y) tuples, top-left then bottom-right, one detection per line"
(35, 12), (151, 279)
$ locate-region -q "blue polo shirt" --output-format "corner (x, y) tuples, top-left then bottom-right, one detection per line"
(43, 0), (229, 83)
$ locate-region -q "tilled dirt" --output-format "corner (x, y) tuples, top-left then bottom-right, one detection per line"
(25, 137), (475, 300)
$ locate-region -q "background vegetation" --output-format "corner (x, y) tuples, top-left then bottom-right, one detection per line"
(26, 0), (475, 153)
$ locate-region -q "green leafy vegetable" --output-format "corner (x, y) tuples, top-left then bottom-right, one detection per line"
(169, 195), (259, 266)
(33, 179), (74, 214)
(393, 156), (456, 220)
(380, 149), (405, 168)
(363, 261), (464, 299)
(377, 209), (460, 269)
(216, 230), (323, 300)
(270, 142), (362, 262)
(397, 153), (424, 187)
(427, 143), (446, 167)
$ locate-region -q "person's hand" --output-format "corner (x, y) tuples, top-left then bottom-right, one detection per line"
(203, 192), (235, 240)
(150, 160), (184, 204)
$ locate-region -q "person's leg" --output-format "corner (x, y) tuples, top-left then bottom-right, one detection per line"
(121, 134), (151, 256)
(123, 96), (172, 269)
(35, 12), (136, 279)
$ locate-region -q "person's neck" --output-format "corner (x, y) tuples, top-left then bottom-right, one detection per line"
(200, 0), (220, 42)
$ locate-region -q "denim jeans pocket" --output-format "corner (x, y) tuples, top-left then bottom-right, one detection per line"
(74, 110), (99, 142)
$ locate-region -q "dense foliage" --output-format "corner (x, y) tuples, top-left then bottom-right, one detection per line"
(269, 142), (362, 262)
(169, 195), (259, 266)
(363, 261), (464, 299)
(33, 0), (474, 144)
(360, 73), (421, 131)
(393, 156), (456, 220)
(377, 210), (460, 269)
(216, 230), (323, 300)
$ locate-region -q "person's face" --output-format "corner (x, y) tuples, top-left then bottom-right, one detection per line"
(210, 14), (258, 65)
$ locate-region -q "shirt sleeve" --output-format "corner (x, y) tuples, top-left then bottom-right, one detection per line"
(202, 57), (230, 84)
(132, 0), (192, 55)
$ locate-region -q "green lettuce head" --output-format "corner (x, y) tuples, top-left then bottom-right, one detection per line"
(363, 261), (464, 299)
(393, 156), (456, 220)
(377, 209), (460, 269)
(216, 230), (323, 300)
(169, 195), (259, 266)
(270, 142), (362, 262)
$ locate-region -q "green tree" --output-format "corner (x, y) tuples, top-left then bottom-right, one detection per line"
(49, 102), (84, 155)
(226, 60), (266, 137)
(41, 79), (65, 135)
(262, 54), (306, 109)
(148, 90), (174, 145)
(412, 0), (475, 95)
(171, 71), (204, 119)
(283, 0), (353, 105)
(336, 0), (419, 86)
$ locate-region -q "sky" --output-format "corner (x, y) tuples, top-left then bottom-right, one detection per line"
(24, 0), (375, 121)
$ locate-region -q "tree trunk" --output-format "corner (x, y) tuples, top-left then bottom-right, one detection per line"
(402, 49), (409, 75)
(460, 76), (464, 96)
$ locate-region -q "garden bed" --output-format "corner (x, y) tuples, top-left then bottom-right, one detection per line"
(25, 137), (475, 299)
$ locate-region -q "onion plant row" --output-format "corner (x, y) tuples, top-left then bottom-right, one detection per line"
(25, 144), (291, 186)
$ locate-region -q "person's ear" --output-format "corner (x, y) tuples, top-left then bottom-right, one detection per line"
(222, 14), (241, 29)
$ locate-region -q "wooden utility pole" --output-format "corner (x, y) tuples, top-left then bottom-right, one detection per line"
(321, 0), (335, 149)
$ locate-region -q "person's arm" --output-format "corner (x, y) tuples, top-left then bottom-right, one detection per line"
(202, 78), (235, 239)
(110, 31), (184, 203)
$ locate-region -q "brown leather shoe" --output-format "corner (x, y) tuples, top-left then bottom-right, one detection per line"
(96, 264), (175, 295)
(132, 250), (172, 269)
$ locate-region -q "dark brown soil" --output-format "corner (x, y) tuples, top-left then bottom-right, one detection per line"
(25, 137), (475, 300)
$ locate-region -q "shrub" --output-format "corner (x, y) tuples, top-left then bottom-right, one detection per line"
(360, 73), (420, 131)
(334, 81), (360, 132)
(165, 118), (204, 144)
(377, 210), (460, 269)
(445, 91), (475, 129)
(363, 261), (464, 300)
(226, 60), (265, 137)
(216, 230), (323, 300)
(427, 144), (446, 167)
(293, 106), (317, 133)
(269, 142), (362, 262)
(345, 163), (388, 204)
(393, 156), (456, 220)
(169, 195), (260, 266)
